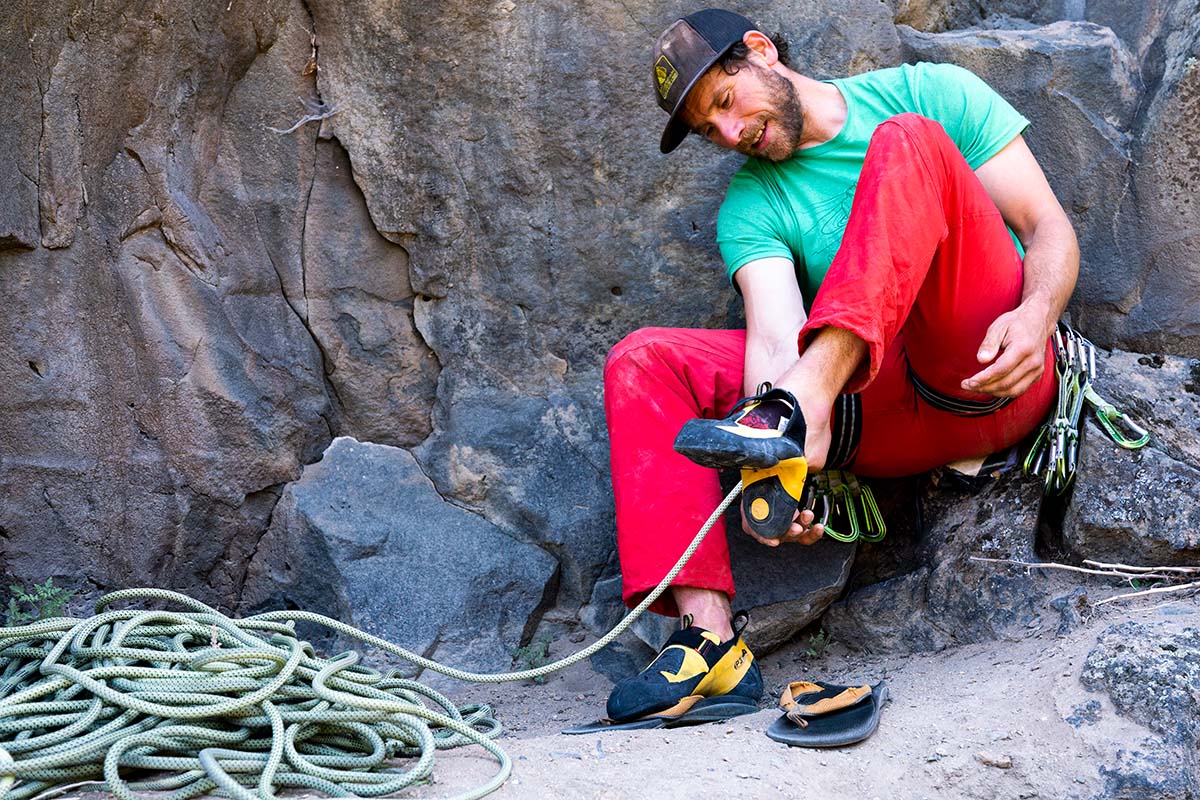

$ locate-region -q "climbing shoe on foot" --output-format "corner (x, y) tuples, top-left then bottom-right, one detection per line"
(563, 612), (762, 734)
(675, 386), (810, 540)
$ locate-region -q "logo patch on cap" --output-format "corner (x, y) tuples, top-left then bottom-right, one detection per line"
(655, 55), (679, 100)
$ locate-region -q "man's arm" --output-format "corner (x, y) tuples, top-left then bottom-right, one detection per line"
(968, 134), (1079, 397)
(736, 257), (808, 395)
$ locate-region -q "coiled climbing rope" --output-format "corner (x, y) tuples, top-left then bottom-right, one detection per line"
(0, 483), (744, 800)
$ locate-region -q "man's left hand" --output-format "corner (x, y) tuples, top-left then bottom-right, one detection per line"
(742, 506), (825, 548)
(962, 301), (1053, 398)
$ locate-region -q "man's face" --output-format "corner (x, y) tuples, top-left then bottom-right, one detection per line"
(681, 59), (804, 162)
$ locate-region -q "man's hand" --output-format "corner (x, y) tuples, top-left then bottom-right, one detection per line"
(741, 505), (824, 547)
(961, 300), (1054, 398)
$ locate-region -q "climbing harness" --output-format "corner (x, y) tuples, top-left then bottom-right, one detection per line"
(0, 485), (745, 800)
(1023, 323), (1150, 494)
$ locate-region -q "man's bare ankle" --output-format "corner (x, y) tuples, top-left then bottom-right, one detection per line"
(673, 587), (735, 641)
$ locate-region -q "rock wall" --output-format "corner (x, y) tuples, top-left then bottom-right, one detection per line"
(2, 1), (1199, 666)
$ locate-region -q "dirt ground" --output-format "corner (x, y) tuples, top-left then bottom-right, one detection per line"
(403, 592), (1198, 800)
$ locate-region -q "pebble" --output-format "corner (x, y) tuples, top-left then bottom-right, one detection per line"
(975, 751), (1014, 769)
(569, 631), (586, 643)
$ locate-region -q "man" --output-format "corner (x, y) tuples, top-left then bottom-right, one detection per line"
(601, 9), (1077, 726)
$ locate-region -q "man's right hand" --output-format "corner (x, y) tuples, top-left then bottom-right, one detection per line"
(741, 504), (825, 547)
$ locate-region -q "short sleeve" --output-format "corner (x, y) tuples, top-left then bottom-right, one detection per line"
(717, 168), (794, 286)
(911, 62), (1030, 169)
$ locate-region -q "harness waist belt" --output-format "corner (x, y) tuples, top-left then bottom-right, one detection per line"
(907, 365), (1012, 417)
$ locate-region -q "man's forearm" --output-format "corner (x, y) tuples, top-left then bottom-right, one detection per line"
(1017, 212), (1079, 336)
(743, 324), (803, 396)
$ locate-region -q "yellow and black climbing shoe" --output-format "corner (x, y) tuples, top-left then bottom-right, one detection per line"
(674, 386), (809, 540)
(674, 385), (806, 470)
(563, 612), (762, 734)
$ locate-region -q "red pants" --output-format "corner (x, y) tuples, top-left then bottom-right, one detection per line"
(605, 114), (1057, 616)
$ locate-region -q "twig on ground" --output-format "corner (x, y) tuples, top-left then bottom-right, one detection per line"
(1082, 559), (1200, 575)
(969, 557), (1181, 581)
(1093, 580), (1200, 606)
(970, 556), (1200, 607)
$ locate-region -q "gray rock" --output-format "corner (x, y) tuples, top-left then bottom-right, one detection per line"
(727, 527), (855, 651)
(1051, 588), (1091, 636)
(303, 135), (438, 447)
(1093, 747), (1199, 800)
(1063, 350), (1200, 565)
(824, 470), (1052, 653)
(241, 436), (558, 678)
(1081, 622), (1200, 746)
(889, 0), (1074, 32)
(0, 0), (333, 606)
(1092, 9), (1200, 357)
(1066, 698), (1102, 727)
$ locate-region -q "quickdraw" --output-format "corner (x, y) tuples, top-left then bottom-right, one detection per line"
(1023, 323), (1150, 494)
(803, 470), (886, 544)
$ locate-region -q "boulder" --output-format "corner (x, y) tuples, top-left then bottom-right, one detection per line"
(1063, 350), (1200, 565)
(240, 436), (558, 679)
(1082, 621), (1200, 747)
(0, 0), (334, 606)
(1081, 621), (1200, 799)
(824, 469), (1052, 653)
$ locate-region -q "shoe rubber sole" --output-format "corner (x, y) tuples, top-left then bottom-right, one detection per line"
(674, 423), (799, 470)
(561, 696), (760, 735)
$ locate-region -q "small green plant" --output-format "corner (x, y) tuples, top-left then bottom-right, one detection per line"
(511, 632), (555, 684)
(5, 579), (74, 626)
(804, 629), (831, 658)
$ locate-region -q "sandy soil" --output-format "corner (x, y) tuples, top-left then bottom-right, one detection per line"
(403, 593), (1197, 800)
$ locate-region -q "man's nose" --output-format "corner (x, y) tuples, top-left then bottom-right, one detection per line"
(714, 114), (745, 148)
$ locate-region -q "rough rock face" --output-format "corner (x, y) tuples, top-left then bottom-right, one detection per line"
(822, 470), (1052, 653)
(240, 436), (558, 677)
(1063, 350), (1200, 565)
(1081, 621), (1200, 798)
(2, 0), (1200, 673)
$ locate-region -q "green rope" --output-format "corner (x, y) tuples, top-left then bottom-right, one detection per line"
(0, 482), (744, 800)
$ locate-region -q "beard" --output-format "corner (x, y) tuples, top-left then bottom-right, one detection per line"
(741, 66), (805, 162)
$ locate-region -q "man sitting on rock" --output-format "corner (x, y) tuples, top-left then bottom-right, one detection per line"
(601, 9), (1078, 725)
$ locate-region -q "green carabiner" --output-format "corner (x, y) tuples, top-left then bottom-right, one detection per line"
(1084, 385), (1150, 449)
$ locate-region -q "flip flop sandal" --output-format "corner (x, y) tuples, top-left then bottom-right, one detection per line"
(562, 693), (760, 735)
(765, 680), (889, 748)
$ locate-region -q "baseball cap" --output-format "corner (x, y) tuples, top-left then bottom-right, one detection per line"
(652, 9), (756, 154)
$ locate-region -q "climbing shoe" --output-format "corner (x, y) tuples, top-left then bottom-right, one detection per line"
(601, 612), (762, 728)
(675, 386), (809, 540)
(673, 385), (806, 469)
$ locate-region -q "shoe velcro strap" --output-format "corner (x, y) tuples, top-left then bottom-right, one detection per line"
(779, 682), (871, 726)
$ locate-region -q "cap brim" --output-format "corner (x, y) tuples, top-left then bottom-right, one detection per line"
(658, 45), (734, 154)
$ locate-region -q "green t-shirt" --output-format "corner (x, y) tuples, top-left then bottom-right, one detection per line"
(716, 62), (1030, 305)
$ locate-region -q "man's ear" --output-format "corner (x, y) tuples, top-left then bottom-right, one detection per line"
(742, 30), (778, 66)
